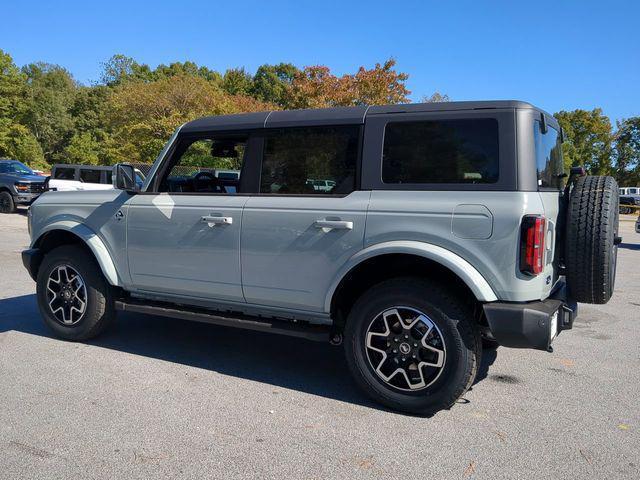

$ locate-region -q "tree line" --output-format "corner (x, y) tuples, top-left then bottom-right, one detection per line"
(0, 49), (638, 185)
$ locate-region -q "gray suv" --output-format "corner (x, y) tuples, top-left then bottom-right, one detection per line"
(21, 101), (620, 415)
(0, 159), (46, 213)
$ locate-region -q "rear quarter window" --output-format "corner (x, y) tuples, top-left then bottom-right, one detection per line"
(533, 121), (564, 190)
(382, 119), (499, 184)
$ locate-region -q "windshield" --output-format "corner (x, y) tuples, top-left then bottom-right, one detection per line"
(533, 121), (564, 190)
(0, 160), (34, 175)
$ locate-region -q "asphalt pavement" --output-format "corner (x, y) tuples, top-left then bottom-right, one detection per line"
(1, 209), (639, 479)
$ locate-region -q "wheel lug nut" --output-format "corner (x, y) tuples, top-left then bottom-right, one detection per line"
(394, 338), (398, 342)
(401, 357), (406, 361)
(404, 335), (409, 339)
(392, 349), (397, 354)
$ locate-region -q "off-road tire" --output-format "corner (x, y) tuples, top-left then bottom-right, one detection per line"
(565, 175), (619, 304)
(0, 191), (16, 213)
(344, 278), (481, 416)
(36, 245), (115, 340)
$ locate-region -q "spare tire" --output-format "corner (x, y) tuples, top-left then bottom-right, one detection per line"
(565, 175), (619, 304)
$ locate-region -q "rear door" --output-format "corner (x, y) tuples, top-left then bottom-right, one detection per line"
(241, 125), (369, 313)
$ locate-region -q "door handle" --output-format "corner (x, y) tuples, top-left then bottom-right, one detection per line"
(202, 215), (233, 226)
(314, 220), (353, 230)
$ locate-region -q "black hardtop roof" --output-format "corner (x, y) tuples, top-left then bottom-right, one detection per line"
(180, 100), (552, 133)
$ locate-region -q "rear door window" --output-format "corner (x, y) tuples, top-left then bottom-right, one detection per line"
(382, 119), (499, 184)
(260, 126), (359, 195)
(79, 168), (103, 183)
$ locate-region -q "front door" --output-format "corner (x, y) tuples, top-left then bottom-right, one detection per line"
(126, 133), (252, 303)
(241, 125), (368, 312)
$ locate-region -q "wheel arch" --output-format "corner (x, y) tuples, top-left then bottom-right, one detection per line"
(32, 222), (121, 287)
(327, 241), (498, 323)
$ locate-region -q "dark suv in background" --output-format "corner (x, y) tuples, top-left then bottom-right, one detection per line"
(0, 159), (46, 213)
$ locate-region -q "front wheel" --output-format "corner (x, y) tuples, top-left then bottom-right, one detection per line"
(36, 245), (115, 341)
(0, 191), (16, 213)
(344, 278), (481, 415)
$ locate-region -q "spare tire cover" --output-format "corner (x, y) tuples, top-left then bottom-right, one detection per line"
(565, 175), (619, 304)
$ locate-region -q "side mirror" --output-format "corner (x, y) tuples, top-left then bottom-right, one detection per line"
(114, 163), (139, 193)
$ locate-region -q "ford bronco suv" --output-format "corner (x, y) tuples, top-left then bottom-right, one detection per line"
(21, 101), (620, 415)
(0, 159), (46, 213)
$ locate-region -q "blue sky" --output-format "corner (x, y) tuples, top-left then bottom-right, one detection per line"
(2, 0), (638, 122)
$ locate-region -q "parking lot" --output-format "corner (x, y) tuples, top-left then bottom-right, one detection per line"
(0, 210), (638, 479)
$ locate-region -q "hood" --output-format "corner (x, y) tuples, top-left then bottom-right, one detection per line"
(1, 173), (46, 183)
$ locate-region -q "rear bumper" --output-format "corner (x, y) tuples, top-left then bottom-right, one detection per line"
(483, 283), (577, 351)
(21, 248), (42, 281)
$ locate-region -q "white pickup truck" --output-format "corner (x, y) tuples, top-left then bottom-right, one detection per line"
(48, 165), (146, 192)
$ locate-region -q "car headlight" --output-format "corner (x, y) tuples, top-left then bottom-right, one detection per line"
(15, 182), (30, 192)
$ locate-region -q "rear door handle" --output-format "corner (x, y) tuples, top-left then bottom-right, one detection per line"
(202, 215), (233, 226)
(314, 220), (353, 230)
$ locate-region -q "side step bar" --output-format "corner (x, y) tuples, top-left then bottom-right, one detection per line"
(114, 299), (331, 342)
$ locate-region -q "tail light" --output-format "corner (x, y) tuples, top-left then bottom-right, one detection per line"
(520, 215), (546, 275)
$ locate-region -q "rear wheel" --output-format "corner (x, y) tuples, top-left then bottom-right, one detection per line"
(0, 191), (16, 213)
(344, 278), (481, 415)
(565, 175), (619, 304)
(36, 245), (115, 340)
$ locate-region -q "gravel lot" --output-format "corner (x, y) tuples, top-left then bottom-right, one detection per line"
(1, 210), (639, 479)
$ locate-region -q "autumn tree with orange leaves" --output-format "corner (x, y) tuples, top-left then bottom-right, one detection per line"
(288, 59), (410, 109)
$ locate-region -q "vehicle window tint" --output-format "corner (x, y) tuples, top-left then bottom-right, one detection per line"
(105, 170), (113, 184)
(382, 119), (499, 184)
(80, 168), (102, 183)
(159, 135), (246, 193)
(260, 126), (359, 195)
(53, 167), (76, 180)
(534, 121), (565, 190)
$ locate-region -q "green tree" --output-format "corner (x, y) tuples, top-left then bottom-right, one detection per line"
(554, 109), (613, 175)
(62, 132), (103, 165)
(154, 61), (222, 85)
(614, 117), (640, 186)
(251, 63), (298, 107)
(0, 119), (46, 169)
(22, 62), (77, 163)
(0, 49), (27, 119)
(100, 54), (155, 85)
(222, 68), (253, 96)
